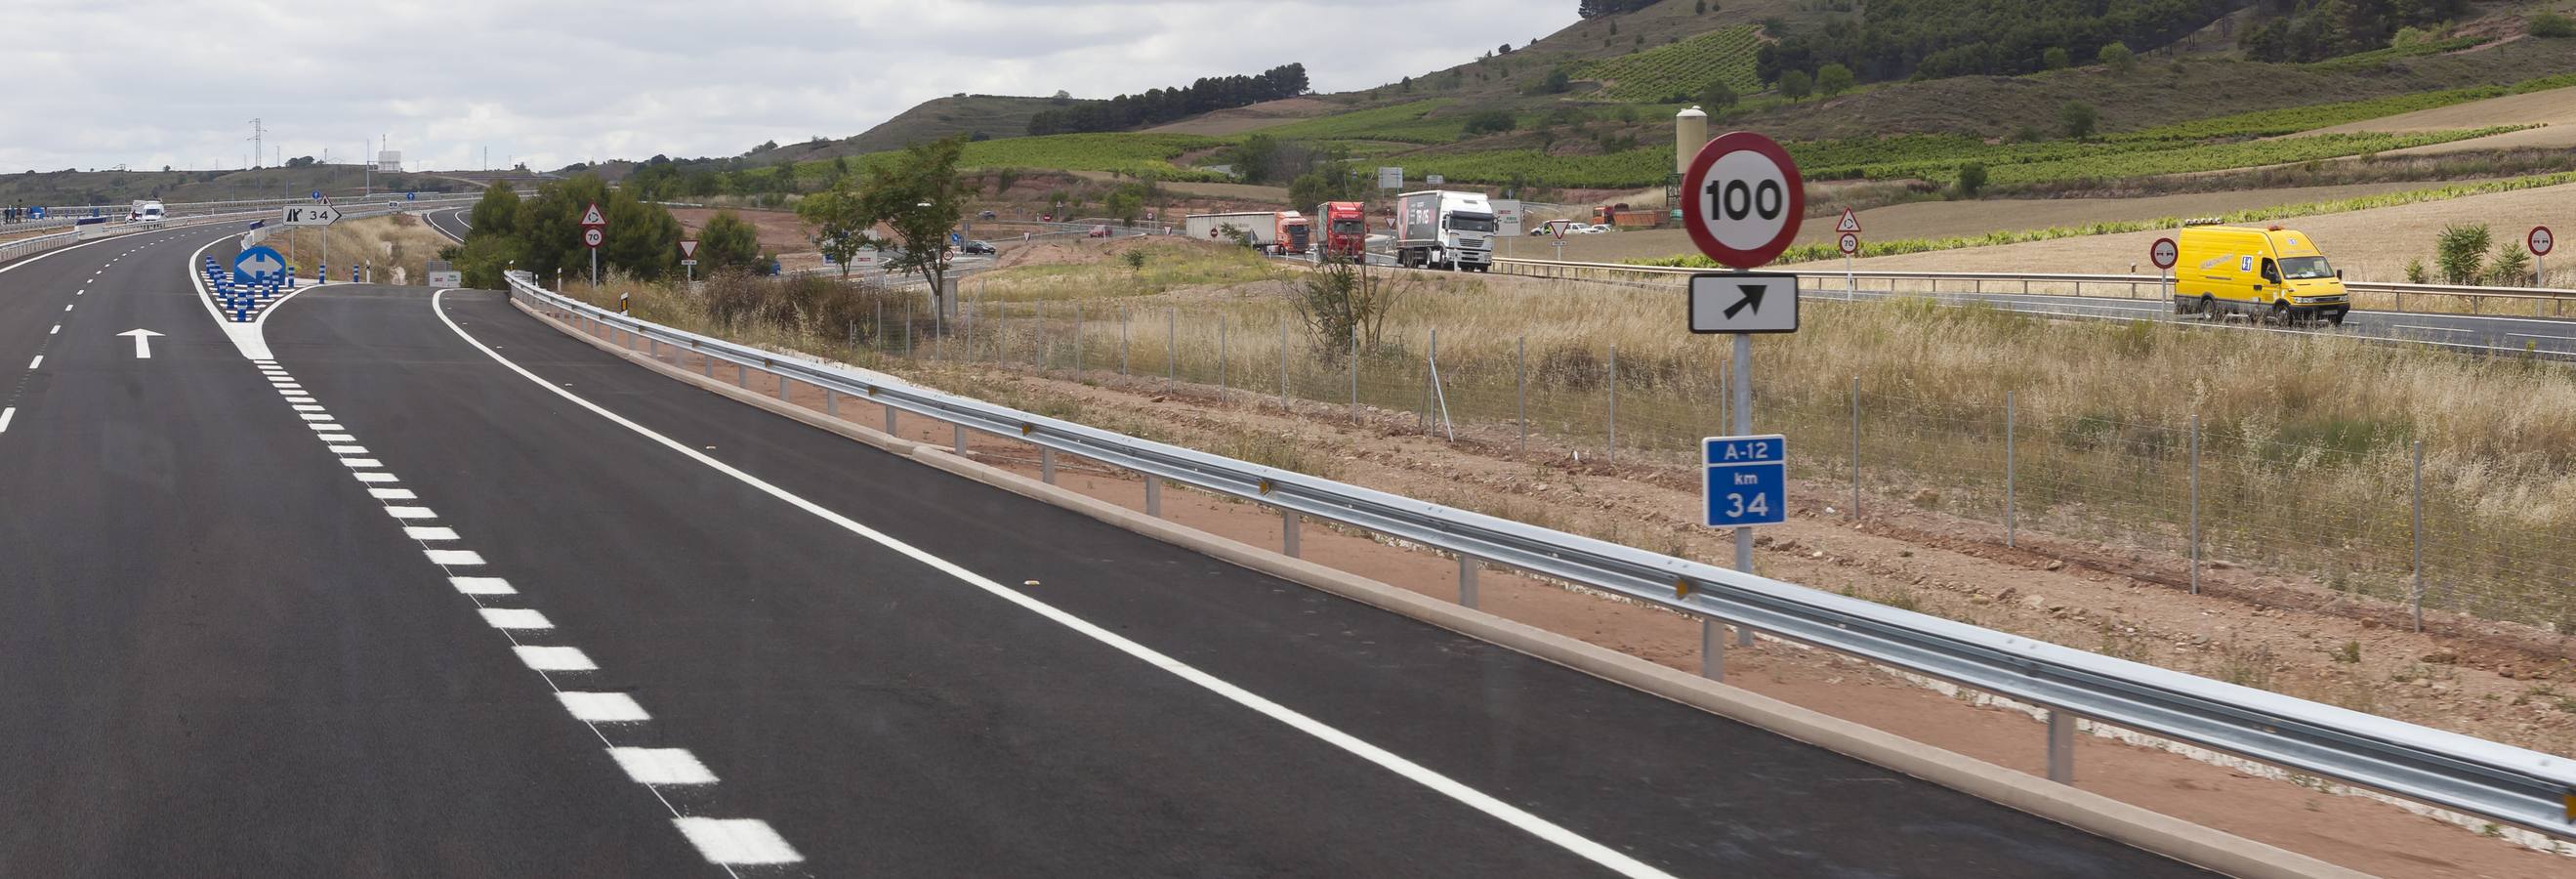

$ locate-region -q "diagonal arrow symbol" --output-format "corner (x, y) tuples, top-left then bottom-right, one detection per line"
(1722, 282), (1767, 319)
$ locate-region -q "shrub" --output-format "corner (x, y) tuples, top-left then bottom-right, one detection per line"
(2060, 101), (2099, 141)
(2489, 244), (2532, 286)
(1955, 162), (1988, 197)
(2043, 47), (2071, 69)
(2533, 13), (2576, 38)
(1463, 109), (1518, 136)
(1778, 69), (1812, 101)
(1699, 78), (1739, 110)
(1816, 63), (1854, 98)
(2436, 223), (2491, 284)
(2098, 41), (2136, 75)
(2404, 257), (2429, 283)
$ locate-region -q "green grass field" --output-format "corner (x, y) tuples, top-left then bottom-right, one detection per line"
(1579, 25), (1763, 103)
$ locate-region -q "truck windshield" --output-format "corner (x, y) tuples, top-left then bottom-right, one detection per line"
(2278, 256), (2333, 280)
(1450, 212), (1497, 233)
(1330, 220), (1363, 234)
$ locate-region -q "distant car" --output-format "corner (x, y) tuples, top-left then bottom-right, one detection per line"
(1088, 225), (1111, 238)
(1039, 213), (1054, 223)
(963, 239), (995, 254)
(978, 210), (997, 220)
(1585, 224), (1616, 233)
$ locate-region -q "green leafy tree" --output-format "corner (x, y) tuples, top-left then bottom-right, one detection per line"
(2098, 41), (2136, 75)
(2059, 101), (2098, 140)
(601, 187), (683, 281)
(1815, 63), (1853, 98)
(2043, 46), (2071, 69)
(1777, 69), (1812, 102)
(1698, 78), (1738, 110)
(797, 177), (875, 277)
(470, 183), (520, 238)
(862, 135), (975, 318)
(697, 209), (763, 273)
(1954, 162), (1988, 197)
(1105, 187), (1143, 227)
(2489, 243), (2533, 286)
(1463, 109), (1517, 135)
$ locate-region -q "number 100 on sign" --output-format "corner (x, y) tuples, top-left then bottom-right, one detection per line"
(1704, 435), (1787, 528)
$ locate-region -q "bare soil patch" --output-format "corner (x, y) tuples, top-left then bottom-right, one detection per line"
(670, 207), (809, 257)
(1143, 97), (1339, 136)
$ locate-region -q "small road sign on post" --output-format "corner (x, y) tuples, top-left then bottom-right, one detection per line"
(1703, 435), (1787, 528)
(1426, 174), (1444, 187)
(281, 205), (340, 227)
(2151, 236), (2179, 311)
(580, 202), (607, 289)
(1688, 272), (1800, 333)
(1376, 167), (1401, 189)
(680, 239), (700, 282)
(582, 228), (604, 248)
(1837, 231), (1859, 255)
(1834, 208), (1861, 233)
(2531, 226), (2554, 284)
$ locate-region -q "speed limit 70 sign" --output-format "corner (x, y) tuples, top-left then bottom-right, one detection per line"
(1682, 131), (1807, 270)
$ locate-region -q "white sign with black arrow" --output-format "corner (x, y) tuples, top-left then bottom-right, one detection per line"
(119, 328), (162, 358)
(1687, 272), (1800, 334)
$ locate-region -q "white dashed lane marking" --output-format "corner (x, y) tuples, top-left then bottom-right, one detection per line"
(251, 336), (798, 871)
(26, 356), (40, 369)
(0, 407), (12, 433)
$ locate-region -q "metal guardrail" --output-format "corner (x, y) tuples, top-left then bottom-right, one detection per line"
(0, 197), (483, 269)
(500, 268), (2576, 840)
(1491, 257), (2576, 318)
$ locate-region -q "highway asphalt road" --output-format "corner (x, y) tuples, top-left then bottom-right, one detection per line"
(0, 216), (2226, 875)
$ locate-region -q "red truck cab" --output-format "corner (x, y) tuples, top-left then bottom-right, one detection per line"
(1318, 201), (1366, 259)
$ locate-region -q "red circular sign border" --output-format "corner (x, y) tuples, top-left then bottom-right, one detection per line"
(1682, 131), (1807, 270)
(2149, 236), (2179, 271)
(2531, 226), (2555, 257)
(1837, 231), (1859, 255)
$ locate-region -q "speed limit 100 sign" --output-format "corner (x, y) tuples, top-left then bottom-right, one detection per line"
(1683, 131), (1807, 270)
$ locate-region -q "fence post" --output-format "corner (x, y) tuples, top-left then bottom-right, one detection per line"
(1606, 343), (1618, 462)
(2412, 440), (2425, 633)
(875, 300), (884, 349)
(1218, 317), (1227, 403)
(904, 301), (914, 358)
(1517, 336), (1528, 454)
(1849, 377), (1861, 520)
(1074, 301), (1084, 374)
(2006, 391), (2016, 548)
(1167, 308), (1177, 386)
(1120, 304), (1130, 376)
(1278, 315), (1289, 411)
(1350, 328), (1359, 420)
(2189, 414), (2202, 596)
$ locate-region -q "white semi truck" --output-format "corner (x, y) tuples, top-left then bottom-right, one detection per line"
(1393, 190), (1496, 272)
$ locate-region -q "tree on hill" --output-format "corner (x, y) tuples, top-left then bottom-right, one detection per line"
(1816, 63), (1854, 98)
(2098, 41), (2136, 74)
(696, 210), (763, 273)
(860, 136), (974, 318)
(1777, 69), (1813, 102)
(2060, 101), (2098, 141)
(2238, 0), (2468, 63)
(2042, 46), (2071, 69)
(1761, 0), (2244, 84)
(1577, 0), (1656, 15)
(1027, 63), (1309, 135)
(1698, 78), (1738, 111)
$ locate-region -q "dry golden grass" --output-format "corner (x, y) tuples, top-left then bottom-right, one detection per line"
(571, 256), (2576, 631)
(266, 214), (453, 284)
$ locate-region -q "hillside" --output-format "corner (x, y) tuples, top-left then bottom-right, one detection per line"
(0, 165), (472, 209)
(747, 95), (1066, 166)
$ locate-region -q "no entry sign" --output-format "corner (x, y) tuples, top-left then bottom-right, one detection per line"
(2150, 237), (2179, 271)
(1681, 131), (1806, 270)
(2530, 226), (2554, 257)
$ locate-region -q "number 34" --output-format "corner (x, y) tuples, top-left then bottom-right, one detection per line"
(1724, 492), (1770, 519)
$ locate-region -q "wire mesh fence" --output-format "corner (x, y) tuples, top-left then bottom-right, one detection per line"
(854, 293), (2576, 635)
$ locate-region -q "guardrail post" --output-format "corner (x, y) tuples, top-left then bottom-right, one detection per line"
(885, 402), (898, 437)
(1144, 475), (1162, 517)
(1282, 509), (1301, 558)
(2412, 440), (2425, 633)
(735, 363), (747, 388)
(2006, 391), (2016, 548)
(1702, 618), (1724, 681)
(1458, 555), (1479, 607)
(777, 372), (791, 402)
(2189, 414), (2202, 595)
(1041, 447), (1057, 483)
(826, 389), (838, 418)
(954, 424), (967, 455)
(702, 350), (713, 378)
(2047, 709), (2076, 783)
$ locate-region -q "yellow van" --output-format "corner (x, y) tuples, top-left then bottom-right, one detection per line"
(2174, 225), (2349, 325)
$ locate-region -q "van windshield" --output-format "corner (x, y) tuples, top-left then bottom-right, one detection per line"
(2278, 256), (2333, 280)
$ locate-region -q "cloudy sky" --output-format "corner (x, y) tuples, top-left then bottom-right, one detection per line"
(2, 0), (1577, 174)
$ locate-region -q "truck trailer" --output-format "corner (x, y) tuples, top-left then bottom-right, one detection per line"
(1184, 211), (1309, 255)
(1393, 190), (1496, 272)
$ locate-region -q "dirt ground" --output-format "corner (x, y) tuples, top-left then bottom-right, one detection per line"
(561, 319), (2576, 876)
(2310, 84), (2576, 155)
(1532, 180), (2499, 265)
(1805, 179), (2576, 279)
(669, 207), (809, 258)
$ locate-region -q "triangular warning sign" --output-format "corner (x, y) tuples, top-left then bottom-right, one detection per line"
(580, 202), (606, 227)
(1835, 208), (1861, 233)
(679, 240), (700, 258)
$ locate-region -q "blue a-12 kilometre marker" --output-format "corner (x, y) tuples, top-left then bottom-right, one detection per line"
(1703, 434), (1786, 528)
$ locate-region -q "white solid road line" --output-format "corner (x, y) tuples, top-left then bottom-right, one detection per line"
(2393, 324), (2471, 333)
(2506, 332), (2574, 341)
(430, 290), (1680, 879)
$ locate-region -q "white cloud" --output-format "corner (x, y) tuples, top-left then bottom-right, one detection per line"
(0, 0), (1574, 172)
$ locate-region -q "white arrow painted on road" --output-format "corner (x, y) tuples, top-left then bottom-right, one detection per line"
(119, 328), (162, 358)
(238, 252), (283, 277)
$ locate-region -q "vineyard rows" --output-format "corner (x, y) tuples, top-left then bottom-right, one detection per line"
(1580, 25), (1764, 103)
(808, 133), (1232, 183)
(1257, 100), (1461, 143)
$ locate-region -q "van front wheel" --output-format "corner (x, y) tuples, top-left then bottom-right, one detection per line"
(2270, 301), (2291, 325)
(2199, 295), (2217, 319)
